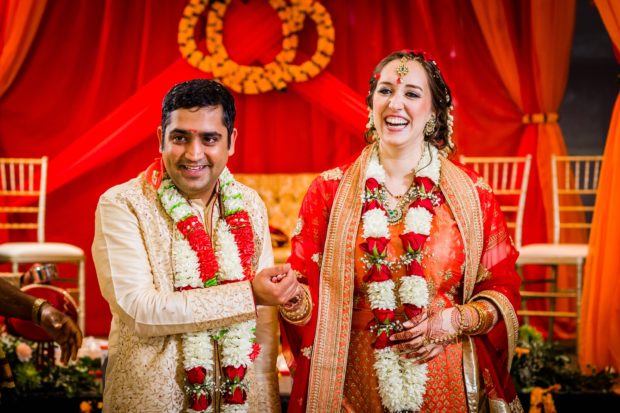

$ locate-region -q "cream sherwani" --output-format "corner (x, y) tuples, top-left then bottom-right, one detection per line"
(92, 174), (280, 412)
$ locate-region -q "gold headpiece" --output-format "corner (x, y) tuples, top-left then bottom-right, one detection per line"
(395, 56), (411, 81)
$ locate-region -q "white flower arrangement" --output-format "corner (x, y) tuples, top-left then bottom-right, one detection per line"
(183, 331), (215, 371)
(404, 206), (433, 235)
(215, 220), (244, 282)
(220, 320), (256, 367)
(374, 349), (406, 413)
(223, 194), (244, 214)
(189, 406), (214, 413)
(173, 239), (203, 288)
(221, 405), (248, 413)
(400, 359), (428, 411)
(367, 280), (397, 310)
(399, 276), (429, 307)
(159, 181), (194, 222)
(366, 153), (386, 182)
(416, 145), (441, 182)
(362, 208), (390, 239)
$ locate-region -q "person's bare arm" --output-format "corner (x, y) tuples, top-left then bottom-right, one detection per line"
(0, 277), (83, 364)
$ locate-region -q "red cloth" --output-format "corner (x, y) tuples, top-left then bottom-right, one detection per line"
(1, 0), (529, 335)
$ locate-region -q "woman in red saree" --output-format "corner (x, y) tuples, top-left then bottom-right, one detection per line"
(278, 50), (523, 413)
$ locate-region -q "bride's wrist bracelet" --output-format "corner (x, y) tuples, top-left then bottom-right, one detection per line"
(468, 301), (494, 335)
(279, 285), (312, 326)
(423, 331), (460, 346)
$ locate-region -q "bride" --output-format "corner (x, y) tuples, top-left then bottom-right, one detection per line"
(278, 50), (523, 413)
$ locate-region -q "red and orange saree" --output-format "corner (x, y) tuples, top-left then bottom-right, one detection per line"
(281, 145), (522, 413)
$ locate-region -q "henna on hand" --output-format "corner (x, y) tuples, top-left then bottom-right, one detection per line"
(421, 308), (461, 348)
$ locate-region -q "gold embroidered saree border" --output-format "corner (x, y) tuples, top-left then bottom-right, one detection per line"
(473, 290), (519, 370)
(439, 157), (485, 413)
(489, 396), (525, 413)
(462, 336), (481, 413)
(306, 146), (371, 412)
(439, 157), (484, 302)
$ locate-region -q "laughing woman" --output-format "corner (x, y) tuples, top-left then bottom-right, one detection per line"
(279, 50), (523, 413)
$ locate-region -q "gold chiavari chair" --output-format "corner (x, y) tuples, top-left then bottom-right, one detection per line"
(459, 155), (532, 249)
(517, 154), (603, 352)
(0, 157), (86, 331)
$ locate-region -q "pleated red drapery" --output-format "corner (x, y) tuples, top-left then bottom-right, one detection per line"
(0, 0), (556, 335)
(0, 0), (47, 96)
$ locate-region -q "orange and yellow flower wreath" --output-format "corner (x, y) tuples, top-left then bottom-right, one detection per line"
(178, 0), (335, 94)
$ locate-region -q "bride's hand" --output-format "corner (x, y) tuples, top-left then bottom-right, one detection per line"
(389, 308), (459, 364)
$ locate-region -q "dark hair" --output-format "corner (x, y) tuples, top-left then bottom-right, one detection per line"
(161, 79), (236, 148)
(365, 50), (454, 152)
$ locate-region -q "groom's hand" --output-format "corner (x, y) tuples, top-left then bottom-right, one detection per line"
(252, 264), (299, 306)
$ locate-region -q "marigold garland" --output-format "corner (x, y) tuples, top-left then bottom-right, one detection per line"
(178, 0), (335, 94)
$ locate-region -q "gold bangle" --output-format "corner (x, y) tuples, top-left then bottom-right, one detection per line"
(466, 302), (488, 335)
(454, 304), (465, 336)
(31, 298), (48, 324)
(279, 285), (312, 326)
(460, 303), (483, 335)
(473, 300), (495, 334)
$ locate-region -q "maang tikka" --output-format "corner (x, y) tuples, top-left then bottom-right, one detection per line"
(395, 55), (411, 84)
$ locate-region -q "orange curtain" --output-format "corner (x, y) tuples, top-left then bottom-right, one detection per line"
(530, 0), (576, 218)
(472, 0), (575, 238)
(472, 0), (577, 339)
(0, 0), (47, 97)
(579, 0), (620, 374)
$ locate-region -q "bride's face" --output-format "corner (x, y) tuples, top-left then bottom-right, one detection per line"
(372, 59), (434, 150)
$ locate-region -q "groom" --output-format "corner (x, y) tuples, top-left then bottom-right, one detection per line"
(93, 79), (299, 412)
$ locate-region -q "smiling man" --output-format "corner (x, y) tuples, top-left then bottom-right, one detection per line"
(92, 79), (300, 412)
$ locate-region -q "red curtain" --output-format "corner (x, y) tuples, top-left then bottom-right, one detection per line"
(0, 0), (543, 336)
(0, 0), (47, 96)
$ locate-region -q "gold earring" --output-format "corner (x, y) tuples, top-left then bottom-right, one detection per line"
(367, 107), (379, 142)
(424, 114), (437, 137)
(366, 107), (375, 130)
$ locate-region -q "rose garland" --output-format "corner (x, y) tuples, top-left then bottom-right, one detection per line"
(361, 144), (443, 412)
(178, 0), (335, 94)
(158, 167), (259, 413)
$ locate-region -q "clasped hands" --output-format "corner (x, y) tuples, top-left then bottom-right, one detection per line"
(251, 263), (300, 306)
(388, 307), (459, 364)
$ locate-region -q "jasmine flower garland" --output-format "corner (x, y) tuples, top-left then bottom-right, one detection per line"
(158, 167), (259, 412)
(360, 144), (443, 412)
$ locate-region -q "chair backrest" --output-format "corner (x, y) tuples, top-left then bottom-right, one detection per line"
(551, 154), (603, 244)
(459, 155), (532, 249)
(235, 173), (317, 240)
(0, 157), (48, 242)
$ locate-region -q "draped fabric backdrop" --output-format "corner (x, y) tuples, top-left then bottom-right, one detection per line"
(0, 0), (47, 95)
(471, 0), (578, 339)
(580, 0), (620, 374)
(0, 0), (578, 337)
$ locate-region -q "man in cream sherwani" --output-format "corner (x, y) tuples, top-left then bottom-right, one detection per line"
(93, 79), (300, 412)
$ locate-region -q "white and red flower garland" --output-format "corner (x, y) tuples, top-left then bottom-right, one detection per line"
(158, 167), (260, 413)
(361, 144), (443, 412)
